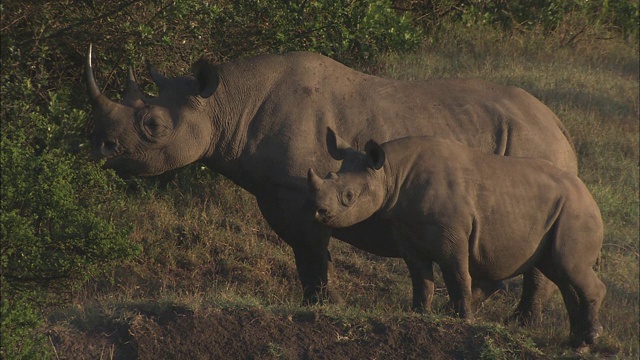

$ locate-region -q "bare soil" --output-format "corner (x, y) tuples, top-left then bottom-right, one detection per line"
(48, 305), (548, 359)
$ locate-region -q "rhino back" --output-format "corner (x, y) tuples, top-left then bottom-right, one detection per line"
(215, 52), (576, 194)
(381, 137), (593, 279)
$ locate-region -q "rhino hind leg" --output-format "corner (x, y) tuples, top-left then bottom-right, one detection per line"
(508, 268), (555, 325)
(538, 258), (606, 347)
(471, 278), (505, 307)
(564, 268), (606, 346)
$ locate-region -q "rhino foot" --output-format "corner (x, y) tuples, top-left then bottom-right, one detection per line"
(301, 287), (345, 306)
(585, 324), (603, 344)
(506, 308), (542, 327)
(569, 324), (603, 348)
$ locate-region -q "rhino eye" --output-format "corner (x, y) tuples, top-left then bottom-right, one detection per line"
(143, 117), (167, 138)
(143, 116), (158, 127)
(341, 189), (356, 206)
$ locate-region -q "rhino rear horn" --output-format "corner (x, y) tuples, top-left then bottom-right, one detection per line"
(307, 168), (325, 191)
(326, 127), (350, 160)
(85, 44), (119, 114)
(122, 68), (147, 108)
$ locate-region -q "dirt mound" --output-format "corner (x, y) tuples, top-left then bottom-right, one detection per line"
(49, 305), (547, 359)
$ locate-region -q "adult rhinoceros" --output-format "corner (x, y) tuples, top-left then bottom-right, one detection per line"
(86, 46), (577, 322)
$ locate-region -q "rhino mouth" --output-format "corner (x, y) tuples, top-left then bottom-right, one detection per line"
(100, 154), (154, 177)
(314, 208), (342, 227)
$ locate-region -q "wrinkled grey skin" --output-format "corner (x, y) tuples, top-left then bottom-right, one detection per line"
(86, 46), (578, 322)
(308, 130), (605, 347)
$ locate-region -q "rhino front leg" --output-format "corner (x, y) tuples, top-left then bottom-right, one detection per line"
(256, 187), (344, 305)
(292, 237), (343, 305)
(441, 265), (474, 320)
(438, 243), (474, 320)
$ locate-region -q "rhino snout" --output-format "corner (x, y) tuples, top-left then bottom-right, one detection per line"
(92, 135), (120, 159)
(314, 208), (330, 224)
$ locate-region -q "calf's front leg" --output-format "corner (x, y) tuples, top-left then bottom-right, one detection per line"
(404, 259), (435, 312)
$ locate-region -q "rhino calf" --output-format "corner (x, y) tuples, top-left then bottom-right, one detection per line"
(307, 128), (605, 347)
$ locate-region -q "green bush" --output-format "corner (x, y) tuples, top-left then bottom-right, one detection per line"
(1, 46), (138, 358)
(217, 0), (421, 64)
(92, 0), (423, 72)
(0, 291), (49, 359)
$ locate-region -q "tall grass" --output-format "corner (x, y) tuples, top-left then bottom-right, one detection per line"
(55, 25), (638, 358)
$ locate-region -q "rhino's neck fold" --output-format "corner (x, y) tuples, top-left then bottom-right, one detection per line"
(198, 61), (283, 191)
(379, 148), (416, 216)
(379, 162), (400, 216)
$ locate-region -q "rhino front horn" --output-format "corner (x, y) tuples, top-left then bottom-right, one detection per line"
(85, 44), (118, 114)
(307, 168), (324, 191)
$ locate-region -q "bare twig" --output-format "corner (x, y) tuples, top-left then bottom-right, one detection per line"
(34, 0), (142, 42)
(49, 335), (61, 360)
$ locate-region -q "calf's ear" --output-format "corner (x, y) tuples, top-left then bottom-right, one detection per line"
(364, 140), (385, 170)
(192, 57), (220, 98)
(326, 127), (351, 160)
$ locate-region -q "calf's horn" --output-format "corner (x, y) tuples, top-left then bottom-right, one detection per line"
(307, 168), (325, 191)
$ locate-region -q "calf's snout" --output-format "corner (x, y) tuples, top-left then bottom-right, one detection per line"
(314, 207), (330, 224)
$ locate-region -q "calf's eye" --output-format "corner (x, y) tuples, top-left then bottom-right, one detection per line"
(341, 189), (356, 206)
(144, 118), (159, 129)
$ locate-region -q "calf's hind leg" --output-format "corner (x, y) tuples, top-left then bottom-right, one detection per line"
(564, 267), (606, 346)
(539, 260), (606, 347)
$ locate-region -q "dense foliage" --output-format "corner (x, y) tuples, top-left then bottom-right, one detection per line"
(1, 0), (637, 358)
(0, 47), (136, 358)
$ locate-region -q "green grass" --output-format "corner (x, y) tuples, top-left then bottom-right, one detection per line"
(50, 25), (638, 358)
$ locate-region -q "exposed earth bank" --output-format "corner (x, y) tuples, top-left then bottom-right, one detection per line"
(49, 305), (549, 359)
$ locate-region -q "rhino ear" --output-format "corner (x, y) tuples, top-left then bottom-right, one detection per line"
(364, 140), (385, 170)
(326, 127), (350, 160)
(146, 60), (170, 91)
(192, 58), (220, 98)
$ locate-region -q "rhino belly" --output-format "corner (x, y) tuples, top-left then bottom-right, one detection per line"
(470, 232), (549, 281)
